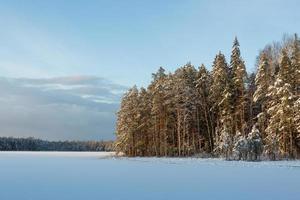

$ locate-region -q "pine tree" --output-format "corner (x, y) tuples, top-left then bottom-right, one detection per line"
(149, 67), (167, 156)
(230, 37), (247, 135)
(265, 50), (296, 158)
(115, 86), (139, 156)
(290, 34), (300, 156)
(294, 99), (300, 145)
(244, 73), (257, 131)
(291, 34), (300, 95)
(163, 73), (177, 156)
(115, 34), (300, 159)
(210, 53), (230, 132)
(210, 53), (229, 114)
(254, 53), (272, 104)
(279, 50), (294, 85)
(195, 64), (214, 152)
(209, 52), (235, 157)
(253, 53), (272, 139)
(135, 87), (152, 156)
(216, 85), (234, 158)
(173, 63), (198, 156)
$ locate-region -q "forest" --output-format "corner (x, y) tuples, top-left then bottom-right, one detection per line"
(0, 137), (113, 151)
(115, 34), (300, 160)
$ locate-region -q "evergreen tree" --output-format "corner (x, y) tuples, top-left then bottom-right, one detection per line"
(230, 37), (247, 135)
(173, 63), (198, 156)
(210, 53), (231, 135)
(195, 64), (214, 152)
(254, 53), (272, 104)
(216, 85), (234, 158)
(254, 53), (272, 139)
(135, 87), (152, 156)
(149, 67), (167, 156)
(265, 50), (296, 158)
(244, 72), (257, 132)
(291, 34), (300, 95)
(163, 73), (177, 156)
(290, 34), (300, 156)
(294, 99), (300, 145)
(115, 34), (300, 160)
(115, 86), (139, 156)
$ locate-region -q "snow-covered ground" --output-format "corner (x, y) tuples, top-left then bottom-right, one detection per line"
(0, 152), (299, 200)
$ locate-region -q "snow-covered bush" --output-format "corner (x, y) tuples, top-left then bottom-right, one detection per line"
(233, 132), (248, 160)
(215, 126), (233, 160)
(264, 132), (280, 160)
(247, 125), (263, 161)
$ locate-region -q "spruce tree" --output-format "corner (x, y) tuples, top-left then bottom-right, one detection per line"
(244, 72), (257, 131)
(290, 34), (300, 156)
(210, 53), (230, 132)
(230, 37), (247, 135)
(265, 50), (296, 158)
(254, 53), (272, 139)
(216, 85), (234, 159)
(254, 53), (272, 104)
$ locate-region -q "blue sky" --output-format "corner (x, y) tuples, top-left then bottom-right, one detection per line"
(0, 0), (299, 87)
(0, 0), (299, 140)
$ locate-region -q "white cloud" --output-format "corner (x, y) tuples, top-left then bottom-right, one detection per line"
(0, 76), (127, 141)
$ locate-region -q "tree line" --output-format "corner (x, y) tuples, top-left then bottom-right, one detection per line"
(115, 34), (300, 160)
(0, 137), (114, 151)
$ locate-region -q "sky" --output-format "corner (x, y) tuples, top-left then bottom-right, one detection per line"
(0, 0), (299, 140)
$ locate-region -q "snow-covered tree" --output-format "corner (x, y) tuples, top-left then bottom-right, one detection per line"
(290, 34), (300, 95)
(290, 34), (300, 157)
(134, 87), (152, 156)
(254, 53), (272, 104)
(210, 52), (232, 144)
(294, 99), (300, 149)
(115, 34), (300, 159)
(149, 67), (168, 156)
(195, 64), (214, 152)
(264, 129), (280, 161)
(210, 52), (229, 114)
(173, 63), (198, 156)
(253, 53), (272, 139)
(230, 37), (247, 135)
(244, 73), (258, 133)
(115, 86), (140, 156)
(265, 50), (296, 159)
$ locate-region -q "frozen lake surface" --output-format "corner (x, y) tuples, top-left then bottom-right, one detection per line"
(0, 151), (300, 200)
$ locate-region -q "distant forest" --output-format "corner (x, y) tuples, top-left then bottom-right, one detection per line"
(115, 34), (300, 160)
(0, 137), (114, 151)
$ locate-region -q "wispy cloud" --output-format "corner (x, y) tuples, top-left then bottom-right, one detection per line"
(0, 76), (127, 140)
